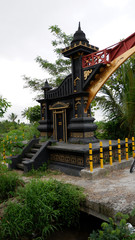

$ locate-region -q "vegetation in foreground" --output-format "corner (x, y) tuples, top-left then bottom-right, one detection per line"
(0, 175), (85, 240)
(89, 211), (135, 240)
(0, 163), (135, 240)
(0, 170), (24, 203)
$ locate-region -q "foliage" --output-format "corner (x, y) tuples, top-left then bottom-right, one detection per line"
(24, 163), (50, 178)
(23, 25), (72, 99)
(0, 171), (24, 202)
(22, 105), (41, 123)
(96, 55), (135, 138)
(0, 120), (18, 134)
(19, 122), (40, 139)
(36, 25), (72, 87)
(0, 122), (40, 163)
(95, 120), (129, 140)
(95, 121), (106, 139)
(89, 212), (135, 240)
(0, 121), (40, 139)
(0, 96), (11, 117)
(8, 112), (18, 122)
(0, 130), (26, 160)
(0, 179), (85, 240)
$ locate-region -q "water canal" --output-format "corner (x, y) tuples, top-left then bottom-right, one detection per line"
(47, 212), (103, 240)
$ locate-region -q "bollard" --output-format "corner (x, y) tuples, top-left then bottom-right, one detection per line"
(109, 140), (112, 165)
(132, 137), (135, 158)
(125, 138), (128, 160)
(89, 143), (93, 172)
(100, 141), (103, 168)
(118, 139), (121, 163)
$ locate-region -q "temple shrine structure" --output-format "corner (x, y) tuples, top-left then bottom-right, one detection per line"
(9, 24), (135, 174)
(37, 23), (99, 144)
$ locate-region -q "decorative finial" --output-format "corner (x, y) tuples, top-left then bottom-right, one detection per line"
(78, 22), (81, 30)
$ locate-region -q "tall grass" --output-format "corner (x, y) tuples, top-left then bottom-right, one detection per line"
(0, 179), (85, 240)
(0, 170), (24, 203)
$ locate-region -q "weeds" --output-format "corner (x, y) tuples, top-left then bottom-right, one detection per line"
(23, 162), (61, 178)
(0, 179), (85, 240)
(0, 171), (24, 202)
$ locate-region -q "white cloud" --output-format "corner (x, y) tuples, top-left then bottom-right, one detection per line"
(102, 0), (129, 8)
(0, 58), (48, 122)
(0, 0), (135, 123)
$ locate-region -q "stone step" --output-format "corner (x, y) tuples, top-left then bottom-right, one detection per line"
(34, 143), (42, 148)
(25, 153), (35, 158)
(22, 158), (32, 162)
(30, 148), (40, 153)
(16, 163), (24, 170)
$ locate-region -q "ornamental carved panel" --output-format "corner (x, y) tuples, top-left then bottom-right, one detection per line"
(50, 152), (84, 166)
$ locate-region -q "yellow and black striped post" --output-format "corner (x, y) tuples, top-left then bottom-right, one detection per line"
(109, 140), (112, 165)
(89, 143), (93, 172)
(100, 141), (103, 168)
(125, 138), (128, 160)
(118, 139), (121, 163)
(132, 137), (135, 158)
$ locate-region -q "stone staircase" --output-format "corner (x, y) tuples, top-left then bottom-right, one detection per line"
(9, 138), (52, 172)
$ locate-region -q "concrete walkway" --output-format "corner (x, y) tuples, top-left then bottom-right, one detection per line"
(41, 157), (135, 224)
(11, 157), (135, 224)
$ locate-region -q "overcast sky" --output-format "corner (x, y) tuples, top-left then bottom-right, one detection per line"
(0, 0), (134, 122)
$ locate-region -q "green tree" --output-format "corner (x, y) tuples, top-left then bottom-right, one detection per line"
(0, 120), (14, 134)
(96, 55), (135, 138)
(23, 25), (72, 99)
(0, 96), (11, 117)
(22, 105), (41, 123)
(8, 112), (18, 122)
(89, 212), (135, 240)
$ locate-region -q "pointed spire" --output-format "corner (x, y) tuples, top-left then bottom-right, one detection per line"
(78, 22), (81, 30)
(42, 80), (52, 91)
(71, 22), (89, 45)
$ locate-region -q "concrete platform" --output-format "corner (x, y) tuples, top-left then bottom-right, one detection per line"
(48, 139), (127, 152)
(48, 140), (131, 176)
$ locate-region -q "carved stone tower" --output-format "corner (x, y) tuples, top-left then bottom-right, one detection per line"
(61, 23), (99, 143)
(37, 23), (99, 143)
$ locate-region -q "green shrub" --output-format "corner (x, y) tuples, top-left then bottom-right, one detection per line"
(95, 120), (134, 140)
(19, 122), (40, 140)
(0, 179), (85, 240)
(0, 130), (26, 161)
(24, 163), (51, 178)
(0, 172), (24, 202)
(89, 212), (135, 240)
(0, 202), (33, 239)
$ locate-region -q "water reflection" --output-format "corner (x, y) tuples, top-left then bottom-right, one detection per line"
(47, 212), (103, 240)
